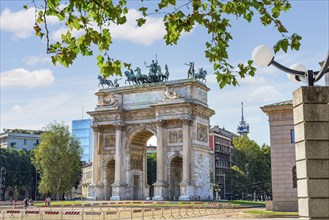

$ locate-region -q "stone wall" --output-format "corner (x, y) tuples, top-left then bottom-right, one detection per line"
(261, 102), (298, 212)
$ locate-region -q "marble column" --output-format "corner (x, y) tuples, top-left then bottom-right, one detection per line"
(92, 127), (100, 184)
(153, 120), (166, 200)
(111, 124), (124, 200)
(88, 126), (103, 199)
(179, 119), (192, 200)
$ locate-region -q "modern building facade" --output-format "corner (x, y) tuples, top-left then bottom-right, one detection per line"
(209, 125), (238, 196)
(0, 129), (42, 151)
(237, 102), (249, 136)
(261, 100), (297, 212)
(72, 119), (93, 163)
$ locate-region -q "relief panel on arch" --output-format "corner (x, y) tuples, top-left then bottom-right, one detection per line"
(168, 129), (183, 145)
(197, 123), (208, 143)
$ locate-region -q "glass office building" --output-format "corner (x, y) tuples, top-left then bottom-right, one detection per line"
(72, 119), (93, 163)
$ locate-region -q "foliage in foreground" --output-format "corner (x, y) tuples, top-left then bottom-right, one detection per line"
(32, 122), (82, 200)
(27, 0), (301, 88)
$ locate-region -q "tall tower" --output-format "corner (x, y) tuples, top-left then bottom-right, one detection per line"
(237, 102), (249, 136)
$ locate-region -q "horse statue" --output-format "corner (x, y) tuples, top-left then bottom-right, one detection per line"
(194, 68), (207, 83)
(98, 75), (114, 88)
(185, 62), (195, 78)
(135, 67), (148, 84)
(124, 69), (138, 85)
(113, 78), (121, 87)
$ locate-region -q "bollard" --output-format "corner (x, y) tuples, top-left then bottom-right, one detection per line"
(151, 208), (155, 220)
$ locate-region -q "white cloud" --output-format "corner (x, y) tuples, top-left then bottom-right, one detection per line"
(240, 76), (268, 85)
(0, 7), (58, 39)
(24, 55), (51, 66)
(0, 68), (55, 89)
(51, 9), (166, 45)
(11, 105), (22, 112)
(110, 9), (166, 45)
(247, 85), (282, 102)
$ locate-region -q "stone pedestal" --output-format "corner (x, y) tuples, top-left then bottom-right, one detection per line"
(152, 182), (166, 200)
(110, 183), (126, 200)
(88, 184), (104, 200)
(293, 86), (329, 220)
(179, 182), (193, 200)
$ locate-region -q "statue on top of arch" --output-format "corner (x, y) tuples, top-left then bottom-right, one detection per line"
(124, 56), (170, 85)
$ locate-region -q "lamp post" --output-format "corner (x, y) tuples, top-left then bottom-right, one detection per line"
(252, 45), (329, 86)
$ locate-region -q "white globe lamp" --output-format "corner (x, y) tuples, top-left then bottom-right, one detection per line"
(252, 45), (274, 67)
(288, 64), (307, 83)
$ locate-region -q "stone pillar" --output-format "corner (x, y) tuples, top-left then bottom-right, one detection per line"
(179, 119), (192, 200)
(153, 120), (166, 200)
(88, 126), (103, 200)
(111, 124), (125, 200)
(143, 152), (150, 199)
(293, 86), (329, 219)
(92, 128), (100, 184)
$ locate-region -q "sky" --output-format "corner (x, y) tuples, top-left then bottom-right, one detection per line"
(0, 1), (328, 147)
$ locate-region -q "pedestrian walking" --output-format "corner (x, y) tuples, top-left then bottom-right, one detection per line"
(23, 197), (29, 209)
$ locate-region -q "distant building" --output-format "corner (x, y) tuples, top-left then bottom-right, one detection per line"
(261, 100), (297, 212)
(72, 119), (93, 163)
(209, 125), (238, 195)
(237, 102), (249, 136)
(0, 129), (42, 151)
(146, 145), (157, 154)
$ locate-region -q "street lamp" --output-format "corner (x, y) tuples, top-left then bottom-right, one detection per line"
(252, 45), (329, 86)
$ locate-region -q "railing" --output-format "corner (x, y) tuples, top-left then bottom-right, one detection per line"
(0, 202), (234, 220)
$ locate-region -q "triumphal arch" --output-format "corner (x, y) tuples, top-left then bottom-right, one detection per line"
(87, 78), (214, 200)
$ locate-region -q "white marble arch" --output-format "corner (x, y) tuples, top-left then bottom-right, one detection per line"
(87, 79), (215, 200)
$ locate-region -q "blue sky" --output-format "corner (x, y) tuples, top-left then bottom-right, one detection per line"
(1, 1), (328, 146)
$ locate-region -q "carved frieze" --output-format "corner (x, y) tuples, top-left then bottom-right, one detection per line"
(165, 119), (183, 129)
(124, 110), (155, 121)
(197, 123), (208, 143)
(131, 155), (143, 170)
(157, 107), (192, 116)
(163, 86), (183, 100)
(93, 114), (120, 122)
(168, 129), (183, 144)
(104, 134), (115, 148)
(126, 123), (157, 136)
(99, 94), (119, 106)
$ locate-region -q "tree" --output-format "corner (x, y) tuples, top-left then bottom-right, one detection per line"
(27, 0), (301, 88)
(0, 148), (36, 200)
(225, 135), (271, 198)
(147, 153), (157, 185)
(32, 122), (82, 200)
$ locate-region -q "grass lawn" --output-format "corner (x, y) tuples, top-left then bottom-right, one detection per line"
(34, 201), (86, 206)
(244, 210), (298, 216)
(229, 200), (265, 206)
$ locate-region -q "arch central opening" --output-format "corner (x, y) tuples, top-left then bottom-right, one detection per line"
(129, 130), (157, 200)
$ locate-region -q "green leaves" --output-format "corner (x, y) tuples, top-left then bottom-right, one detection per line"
(30, 0), (300, 89)
(32, 122), (82, 200)
(274, 33), (302, 53)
